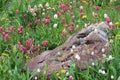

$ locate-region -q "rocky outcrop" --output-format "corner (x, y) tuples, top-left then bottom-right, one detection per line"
(24, 22), (111, 75)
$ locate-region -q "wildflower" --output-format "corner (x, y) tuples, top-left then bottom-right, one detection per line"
(62, 18), (66, 24)
(34, 76), (38, 80)
(38, 4), (43, 8)
(42, 12), (45, 16)
(105, 17), (110, 24)
(53, 23), (58, 28)
(28, 5), (31, 12)
(92, 62), (95, 66)
(31, 44), (34, 51)
(56, 72), (59, 76)
(0, 27), (4, 32)
(16, 9), (19, 14)
(59, 2), (65, 8)
(101, 48), (105, 53)
(42, 18), (50, 25)
(57, 11), (61, 17)
(9, 26), (15, 34)
(80, 6), (84, 12)
(23, 14), (27, 19)
(109, 39), (113, 43)
(69, 76), (74, 80)
(91, 51), (94, 55)
(18, 44), (27, 53)
(61, 69), (66, 73)
(104, 13), (108, 18)
(116, 34), (120, 39)
(45, 2), (49, 8)
(29, 23), (32, 27)
(95, 6), (100, 11)
(42, 40), (49, 46)
(26, 55), (29, 59)
(18, 26), (24, 34)
(109, 22), (115, 29)
(1, 17), (6, 21)
(111, 75), (114, 79)
(115, 22), (119, 25)
(70, 49), (74, 53)
(82, 15), (87, 19)
(75, 25), (79, 31)
(34, 5), (37, 11)
(37, 68), (40, 72)
(2, 53), (9, 58)
(92, 12), (98, 17)
(61, 28), (67, 37)
(54, 14), (58, 19)
(107, 55), (114, 61)
(115, 5), (119, 10)
(99, 69), (106, 74)
(37, 44), (41, 53)
(74, 54), (80, 60)
(72, 45), (76, 49)
(26, 39), (33, 48)
(4, 34), (9, 41)
(35, 19), (40, 25)
(68, 25), (73, 32)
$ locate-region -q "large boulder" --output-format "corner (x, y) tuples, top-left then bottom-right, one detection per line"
(24, 22), (111, 75)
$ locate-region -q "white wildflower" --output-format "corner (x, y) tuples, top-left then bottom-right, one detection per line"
(54, 14), (58, 19)
(74, 54), (80, 60)
(53, 23), (58, 28)
(107, 55), (114, 61)
(45, 2), (49, 8)
(38, 4), (43, 8)
(91, 51), (94, 55)
(104, 13), (108, 18)
(84, 23), (87, 27)
(109, 22), (113, 26)
(72, 45), (76, 49)
(111, 75), (114, 79)
(94, 28), (98, 33)
(101, 48), (105, 53)
(37, 68), (40, 72)
(92, 62), (95, 66)
(34, 76), (38, 80)
(70, 49), (74, 53)
(102, 70), (106, 74)
(98, 69), (102, 73)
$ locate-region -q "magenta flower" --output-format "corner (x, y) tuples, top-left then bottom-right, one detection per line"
(95, 6), (100, 11)
(24, 14), (27, 19)
(9, 26), (15, 34)
(80, 6), (84, 12)
(16, 10), (19, 14)
(105, 17), (110, 24)
(57, 11), (61, 17)
(4, 34), (9, 41)
(69, 76), (74, 80)
(29, 23), (33, 27)
(62, 18), (66, 24)
(18, 26), (24, 34)
(0, 27), (4, 32)
(42, 18), (50, 25)
(31, 44), (34, 51)
(26, 39), (33, 48)
(42, 40), (49, 46)
(68, 25), (73, 32)
(59, 2), (65, 8)
(1, 32), (5, 38)
(35, 19), (40, 25)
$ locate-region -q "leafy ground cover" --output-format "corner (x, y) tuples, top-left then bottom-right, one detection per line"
(0, 0), (120, 80)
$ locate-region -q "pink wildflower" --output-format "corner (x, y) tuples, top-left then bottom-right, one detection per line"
(0, 27), (4, 32)
(95, 6), (100, 11)
(69, 76), (74, 80)
(35, 19), (40, 25)
(18, 26), (24, 34)
(42, 40), (49, 46)
(16, 10), (19, 14)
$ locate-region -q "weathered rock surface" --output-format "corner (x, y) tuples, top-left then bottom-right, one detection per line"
(24, 22), (111, 75)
